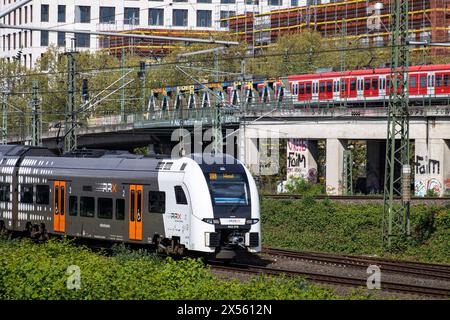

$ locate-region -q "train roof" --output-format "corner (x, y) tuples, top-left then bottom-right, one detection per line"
(0, 145), (241, 172)
(0, 145), (56, 158)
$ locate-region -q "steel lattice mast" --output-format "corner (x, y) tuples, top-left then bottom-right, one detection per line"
(383, 0), (411, 247)
(31, 80), (42, 146)
(64, 51), (77, 153)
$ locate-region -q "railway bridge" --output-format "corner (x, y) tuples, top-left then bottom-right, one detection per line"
(7, 102), (450, 197)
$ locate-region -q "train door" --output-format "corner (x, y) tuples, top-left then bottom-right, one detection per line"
(53, 181), (66, 233)
(363, 77), (379, 97)
(312, 81), (319, 101)
(129, 185), (143, 241)
(435, 72), (450, 94)
(319, 80), (332, 100)
(348, 78), (357, 99)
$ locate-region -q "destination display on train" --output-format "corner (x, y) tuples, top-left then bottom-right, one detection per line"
(209, 173), (243, 181)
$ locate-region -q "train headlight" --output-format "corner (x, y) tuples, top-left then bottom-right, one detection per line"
(202, 218), (220, 225)
(245, 218), (259, 225)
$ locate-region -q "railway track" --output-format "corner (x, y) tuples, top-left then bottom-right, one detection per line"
(262, 247), (450, 281)
(263, 194), (450, 204)
(209, 260), (450, 298)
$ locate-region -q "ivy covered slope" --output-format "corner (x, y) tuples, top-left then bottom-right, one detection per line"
(261, 198), (450, 264)
(0, 238), (367, 300)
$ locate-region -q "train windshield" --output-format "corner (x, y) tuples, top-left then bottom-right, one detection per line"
(207, 173), (249, 206)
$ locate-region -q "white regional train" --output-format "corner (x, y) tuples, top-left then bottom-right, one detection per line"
(0, 145), (261, 258)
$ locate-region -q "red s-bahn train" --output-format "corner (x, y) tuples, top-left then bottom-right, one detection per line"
(287, 64), (450, 106)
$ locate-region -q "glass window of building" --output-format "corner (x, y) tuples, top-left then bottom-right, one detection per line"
(75, 33), (90, 48)
(197, 10), (212, 27)
(197, 0), (212, 2)
(221, 0), (236, 3)
(58, 5), (66, 23)
(124, 7), (140, 25)
(269, 0), (282, 5)
(173, 9), (188, 27)
(75, 6), (91, 23)
(291, 0), (298, 6)
(220, 11), (235, 28)
(149, 8), (164, 26)
(41, 4), (49, 22)
(40, 30), (48, 46)
(57, 32), (65, 47)
(99, 7), (115, 24)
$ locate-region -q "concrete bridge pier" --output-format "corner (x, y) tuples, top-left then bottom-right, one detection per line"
(325, 138), (347, 195)
(414, 139), (450, 196)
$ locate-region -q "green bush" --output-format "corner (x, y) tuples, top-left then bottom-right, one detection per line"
(260, 199), (450, 264)
(283, 176), (325, 196)
(0, 237), (359, 300)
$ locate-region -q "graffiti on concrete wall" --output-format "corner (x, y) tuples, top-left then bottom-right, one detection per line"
(414, 154), (443, 196)
(414, 180), (426, 197)
(414, 155), (440, 175)
(287, 139), (316, 182)
(427, 178), (442, 194)
(444, 178), (450, 195)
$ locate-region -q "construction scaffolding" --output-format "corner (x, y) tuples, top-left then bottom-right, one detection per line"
(224, 0), (449, 54)
(98, 27), (226, 59)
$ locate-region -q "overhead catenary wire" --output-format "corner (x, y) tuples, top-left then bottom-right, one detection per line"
(0, 43), (410, 82)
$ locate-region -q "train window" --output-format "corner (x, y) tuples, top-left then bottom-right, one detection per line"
(372, 79), (378, 90)
(0, 183), (10, 202)
(130, 190), (135, 221)
(306, 83), (311, 94)
(430, 75), (434, 87)
(350, 80), (356, 91)
(341, 80), (347, 92)
(208, 173), (249, 206)
(364, 79), (370, 90)
(444, 74), (450, 86)
(21, 184), (33, 204)
(174, 186), (188, 205)
(98, 198), (113, 219)
(80, 196), (95, 217)
(299, 84), (305, 94)
(319, 82), (325, 93)
(36, 185), (49, 205)
(436, 75), (442, 87)
(69, 196), (78, 216)
(326, 81), (332, 93)
(55, 187), (59, 214)
(82, 185), (92, 192)
(116, 199), (125, 220)
(420, 75), (427, 87)
(409, 77), (417, 88)
(61, 187), (65, 215)
(137, 190), (142, 222)
(148, 191), (165, 214)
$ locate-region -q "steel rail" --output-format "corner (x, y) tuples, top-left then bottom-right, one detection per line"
(209, 262), (450, 298)
(263, 247), (450, 281)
